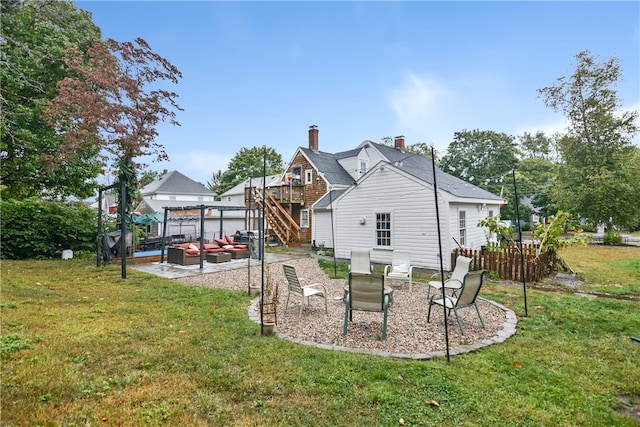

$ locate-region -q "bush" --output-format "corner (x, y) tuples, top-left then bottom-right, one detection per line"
(0, 198), (97, 259)
(603, 230), (623, 245)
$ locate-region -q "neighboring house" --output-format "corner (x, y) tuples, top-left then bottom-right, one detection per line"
(135, 170), (248, 241)
(248, 126), (503, 271)
(218, 174), (281, 205)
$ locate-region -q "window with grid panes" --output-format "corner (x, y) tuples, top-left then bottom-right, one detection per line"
(376, 213), (391, 246)
(459, 210), (466, 246)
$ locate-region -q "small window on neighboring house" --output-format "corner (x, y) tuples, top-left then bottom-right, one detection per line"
(300, 209), (309, 228)
(488, 210), (494, 219)
(198, 196), (203, 202)
(376, 213), (391, 246)
(459, 210), (467, 247)
(227, 196), (232, 202)
(170, 196), (176, 201)
(305, 169), (313, 184)
(360, 160), (368, 175)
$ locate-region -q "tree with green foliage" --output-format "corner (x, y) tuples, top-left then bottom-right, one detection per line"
(538, 50), (640, 231)
(440, 129), (520, 219)
(405, 142), (435, 159)
(0, 0), (103, 200)
(212, 146), (283, 197)
(44, 37), (183, 214)
(207, 169), (223, 193)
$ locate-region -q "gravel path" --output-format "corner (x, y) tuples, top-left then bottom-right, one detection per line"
(178, 257), (515, 358)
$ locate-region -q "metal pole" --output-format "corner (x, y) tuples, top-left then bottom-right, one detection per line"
(261, 149), (266, 335)
(512, 169), (528, 317)
(199, 205), (205, 269)
(120, 179), (127, 279)
(329, 186), (337, 277)
(160, 208), (169, 263)
(431, 146), (450, 362)
(97, 187), (104, 267)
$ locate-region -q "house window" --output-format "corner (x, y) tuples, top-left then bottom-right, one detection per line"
(197, 196), (203, 202)
(459, 210), (467, 247)
(290, 166), (302, 183)
(226, 196), (232, 202)
(169, 196), (176, 201)
(488, 210), (494, 219)
(300, 209), (309, 228)
(360, 160), (368, 175)
(305, 169), (313, 184)
(376, 213), (391, 246)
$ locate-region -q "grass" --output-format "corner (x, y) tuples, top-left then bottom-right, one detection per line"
(560, 245), (640, 295)
(2, 249), (639, 426)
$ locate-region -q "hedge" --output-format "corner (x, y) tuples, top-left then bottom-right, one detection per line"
(1, 198), (97, 259)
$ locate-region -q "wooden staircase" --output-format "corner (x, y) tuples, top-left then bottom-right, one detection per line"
(250, 187), (301, 247)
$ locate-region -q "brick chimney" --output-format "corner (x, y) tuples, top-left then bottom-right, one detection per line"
(394, 135), (405, 151)
(309, 125), (319, 152)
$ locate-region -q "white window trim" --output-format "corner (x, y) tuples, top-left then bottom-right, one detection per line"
(375, 211), (392, 247)
(300, 209), (310, 228)
(305, 169), (313, 184)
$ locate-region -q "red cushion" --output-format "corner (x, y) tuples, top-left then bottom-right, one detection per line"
(185, 249), (200, 255)
(233, 244), (248, 250)
(225, 235), (234, 245)
(214, 238), (228, 246)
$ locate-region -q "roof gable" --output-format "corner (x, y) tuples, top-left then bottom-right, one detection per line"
(141, 170), (214, 197)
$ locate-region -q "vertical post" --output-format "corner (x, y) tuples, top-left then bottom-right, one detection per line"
(120, 179), (127, 279)
(512, 169), (528, 316)
(431, 147), (450, 362)
(261, 149), (267, 335)
(329, 186), (337, 277)
(160, 207), (169, 263)
(97, 187), (104, 267)
(199, 205), (205, 269)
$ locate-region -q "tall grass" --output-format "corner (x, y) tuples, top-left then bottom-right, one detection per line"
(2, 251), (639, 426)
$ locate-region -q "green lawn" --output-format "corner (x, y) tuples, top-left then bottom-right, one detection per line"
(1, 247), (639, 426)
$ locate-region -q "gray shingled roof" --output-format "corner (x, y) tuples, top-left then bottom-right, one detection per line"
(299, 147), (355, 186)
(141, 170), (214, 197)
(313, 189), (347, 208)
(302, 141), (501, 201)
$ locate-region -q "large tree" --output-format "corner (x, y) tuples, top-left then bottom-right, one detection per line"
(44, 37), (183, 211)
(1, 0), (103, 199)
(538, 51), (640, 230)
(213, 146), (283, 197)
(440, 129), (520, 216)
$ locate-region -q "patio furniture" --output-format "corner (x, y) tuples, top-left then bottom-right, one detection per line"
(206, 252), (231, 263)
(427, 255), (472, 299)
(343, 273), (389, 340)
(283, 264), (327, 316)
(167, 246), (201, 266)
(383, 250), (415, 291)
(427, 270), (486, 335)
(349, 248), (373, 274)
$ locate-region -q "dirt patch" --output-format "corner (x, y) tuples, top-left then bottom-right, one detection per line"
(616, 395), (640, 420)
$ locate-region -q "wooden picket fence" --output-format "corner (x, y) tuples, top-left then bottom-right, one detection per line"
(453, 242), (551, 282)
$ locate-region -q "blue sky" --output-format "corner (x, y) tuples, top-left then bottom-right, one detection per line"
(76, 1), (640, 186)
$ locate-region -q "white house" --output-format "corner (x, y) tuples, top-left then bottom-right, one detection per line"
(135, 170), (249, 241)
(309, 137), (503, 271)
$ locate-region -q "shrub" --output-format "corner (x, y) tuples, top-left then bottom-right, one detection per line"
(0, 198), (97, 259)
(603, 230), (623, 245)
